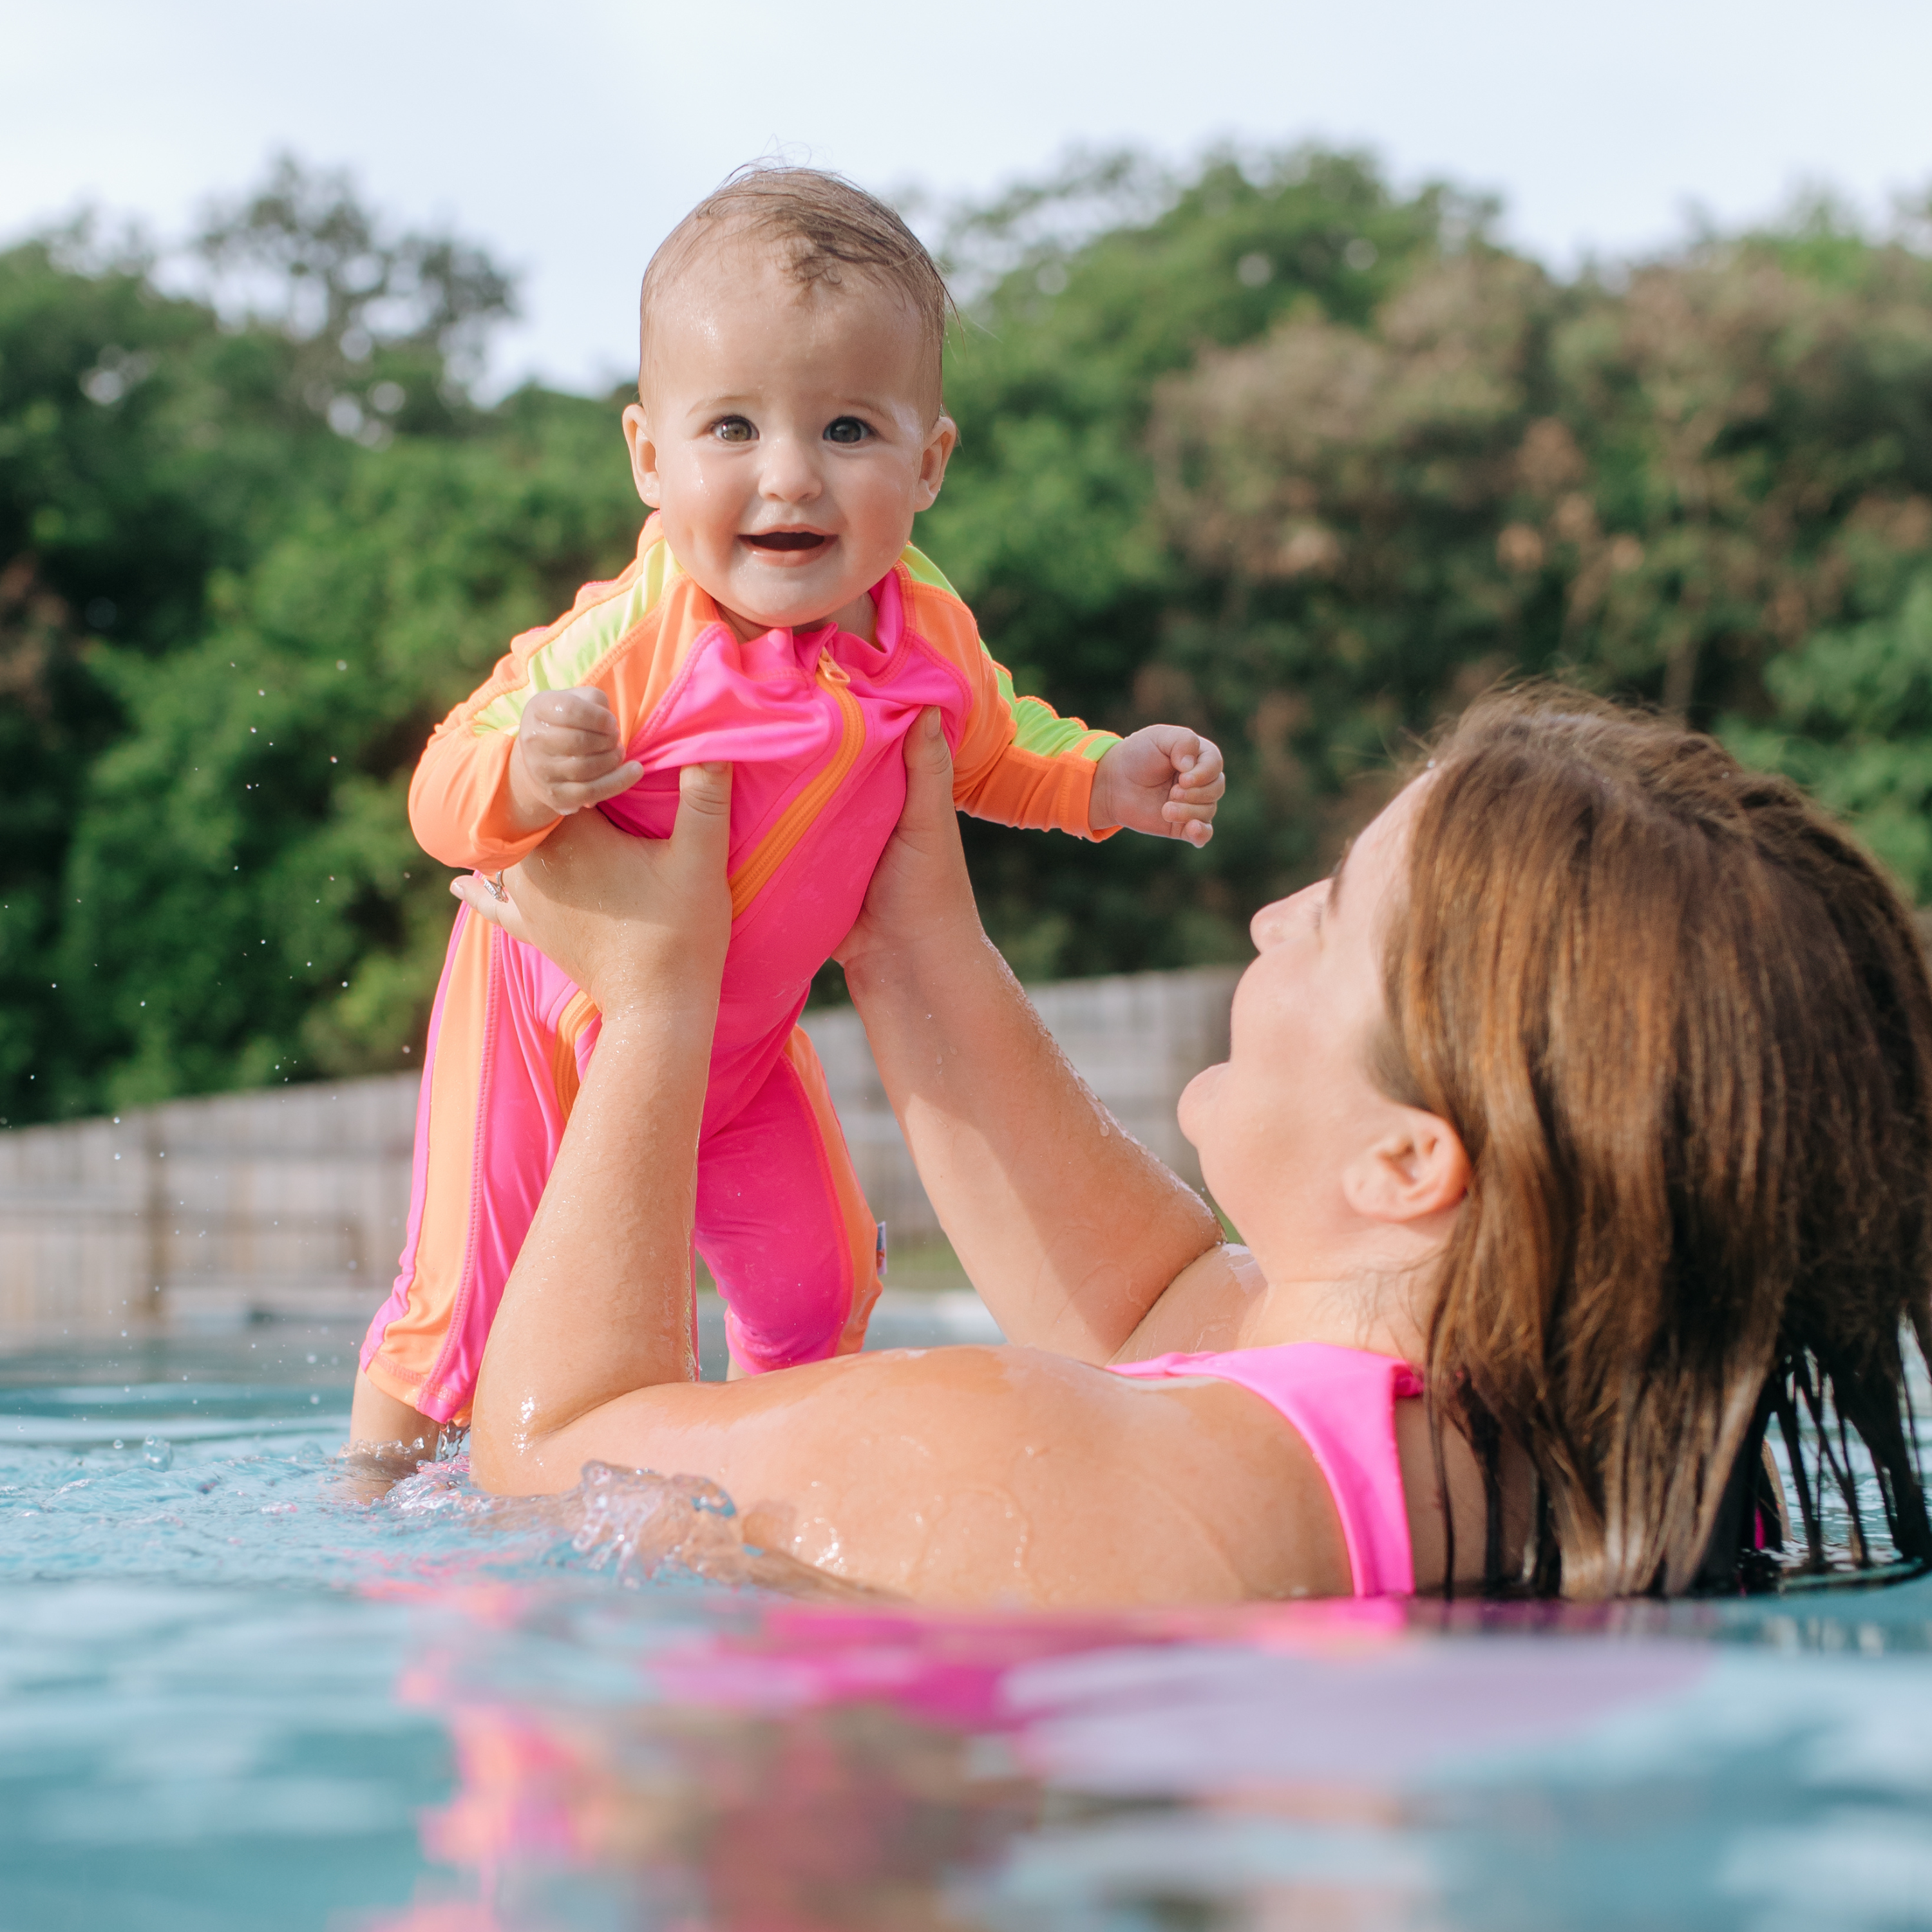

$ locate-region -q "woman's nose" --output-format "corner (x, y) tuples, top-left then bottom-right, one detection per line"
(1249, 896), (1296, 950)
(1249, 884), (1320, 950)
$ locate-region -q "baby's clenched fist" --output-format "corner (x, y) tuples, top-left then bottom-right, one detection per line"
(506, 687), (645, 833)
(1090, 726), (1226, 848)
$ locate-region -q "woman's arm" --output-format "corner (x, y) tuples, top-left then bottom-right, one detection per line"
(837, 711), (1224, 1363)
(451, 755), (1347, 1605)
(464, 764), (732, 1493)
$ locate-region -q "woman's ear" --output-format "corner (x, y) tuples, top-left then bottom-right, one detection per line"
(621, 403), (661, 508)
(1341, 1106), (1470, 1227)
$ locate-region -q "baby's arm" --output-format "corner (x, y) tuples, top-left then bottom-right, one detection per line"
(1088, 726), (1226, 849)
(410, 559), (672, 874)
(944, 645), (1224, 846)
(905, 561), (1223, 846)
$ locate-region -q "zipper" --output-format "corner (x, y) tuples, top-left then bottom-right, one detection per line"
(725, 647), (866, 920)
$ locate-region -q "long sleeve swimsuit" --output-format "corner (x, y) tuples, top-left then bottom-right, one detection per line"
(359, 519), (1118, 1424)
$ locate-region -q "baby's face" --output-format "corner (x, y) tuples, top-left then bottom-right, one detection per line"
(623, 238), (956, 638)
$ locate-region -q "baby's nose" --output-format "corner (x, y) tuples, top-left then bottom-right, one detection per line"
(759, 439), (823, 500)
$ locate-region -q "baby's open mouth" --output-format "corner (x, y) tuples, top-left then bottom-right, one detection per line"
(743, 530), (831, 554)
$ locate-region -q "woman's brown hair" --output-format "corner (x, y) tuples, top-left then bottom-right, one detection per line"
(1380, 688), (1932, 1596)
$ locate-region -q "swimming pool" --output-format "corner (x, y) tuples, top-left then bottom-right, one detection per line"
(4, 1307), (1930, 1931)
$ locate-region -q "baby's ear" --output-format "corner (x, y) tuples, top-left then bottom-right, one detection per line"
(621, 403), (661, 507)
(916, 413), (960, 509)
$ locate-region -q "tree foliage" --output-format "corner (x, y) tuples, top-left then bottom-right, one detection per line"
(922, 147), (1481, 974)
(1133, 218), (1932, 939)
(5, 153), (1932, 1125)
(0, 164), (637, 1122)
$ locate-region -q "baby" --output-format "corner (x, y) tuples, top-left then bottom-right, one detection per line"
(354, 167), (1223, 1435)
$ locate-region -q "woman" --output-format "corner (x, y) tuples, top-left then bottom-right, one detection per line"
(357, 692), (1932, 1603)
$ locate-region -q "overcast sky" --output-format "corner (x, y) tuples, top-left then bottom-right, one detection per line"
(6, 0), (1929, 395)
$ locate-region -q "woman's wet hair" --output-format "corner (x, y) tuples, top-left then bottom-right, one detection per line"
(1378, 688), (1932, 1597)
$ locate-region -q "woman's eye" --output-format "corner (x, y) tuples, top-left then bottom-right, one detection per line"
(712, 417), (755, 444)
(824, 417), (871, 446)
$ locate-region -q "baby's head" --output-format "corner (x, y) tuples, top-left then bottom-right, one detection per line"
(622, 167), (958, 638)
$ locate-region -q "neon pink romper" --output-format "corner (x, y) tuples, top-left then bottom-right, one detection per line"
(1108, 1343), (1425, 1595)
(359, 526), (1119, 1425)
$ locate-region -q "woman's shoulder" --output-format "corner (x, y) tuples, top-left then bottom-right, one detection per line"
(922, 1340), (1357, 1602)
(735, 1341), (1352, 1603)
(1110, 1243), (1274, 1363)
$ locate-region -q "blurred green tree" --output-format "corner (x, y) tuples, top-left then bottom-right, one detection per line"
(922, 146), (1484, 977)
(0, 162), (636, 1122)
(0, 218), (345, 1121)
(1725, 568), (1932, 899)
(1142, 215), (1932, 918)
(8, 153), (1932, 1126)
(54, 398), (638, 1113)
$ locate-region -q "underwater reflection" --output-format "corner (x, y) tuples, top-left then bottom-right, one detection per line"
(402, 1695), (1041, 1930)
(368, 1593), (1718, 1931)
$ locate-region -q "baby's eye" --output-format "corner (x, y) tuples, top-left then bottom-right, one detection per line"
(824, 417), (871, 446)
(712, 416), (755, 444)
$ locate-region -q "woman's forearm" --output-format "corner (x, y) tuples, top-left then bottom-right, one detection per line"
(469, 1001), (714, 1492)
(844, 925), (1222, 1363)
(460, 766), (732, 1494)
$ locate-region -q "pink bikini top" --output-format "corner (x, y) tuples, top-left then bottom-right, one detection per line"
(1106, 1343), (1425, 1596)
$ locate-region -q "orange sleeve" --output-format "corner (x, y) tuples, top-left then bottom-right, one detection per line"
(901, 571), (1121, 840)
(408, 520), (697, 873)
(408, 637), (555, 873)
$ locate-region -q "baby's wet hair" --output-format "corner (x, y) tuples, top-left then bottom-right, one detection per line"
(639, 165), (956, 416)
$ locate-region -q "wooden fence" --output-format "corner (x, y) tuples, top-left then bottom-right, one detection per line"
(0, 967), (1238, 1341)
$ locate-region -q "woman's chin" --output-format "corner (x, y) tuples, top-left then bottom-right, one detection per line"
(1176, 1063), (1226, 1150)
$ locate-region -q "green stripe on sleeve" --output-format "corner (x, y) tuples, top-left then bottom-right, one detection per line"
(900, 543), (960, 598)
(1014, 694), (1114, 761)
(473, 540), (683, 735)
(994, 663), (1117, 761)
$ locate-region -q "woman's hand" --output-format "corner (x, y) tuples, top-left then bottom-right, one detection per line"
(451, 762), (733, 1020)
(835, 709), (982, 985)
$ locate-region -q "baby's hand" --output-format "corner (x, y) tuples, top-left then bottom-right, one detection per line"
(1090, 726), (1225, 848)
(507, 687), (643, 830)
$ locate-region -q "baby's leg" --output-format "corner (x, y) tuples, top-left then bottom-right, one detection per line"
(358, 902), (594, 1427)
(696, 1026), (883, 1374)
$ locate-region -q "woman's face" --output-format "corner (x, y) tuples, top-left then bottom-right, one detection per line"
(1179, 781), (1423, 1273)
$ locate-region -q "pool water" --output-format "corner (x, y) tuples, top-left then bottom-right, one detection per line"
(4, 1313), (1931, 1931)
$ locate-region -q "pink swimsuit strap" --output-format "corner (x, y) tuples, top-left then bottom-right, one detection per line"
(1106, 1342), (1425, 1596)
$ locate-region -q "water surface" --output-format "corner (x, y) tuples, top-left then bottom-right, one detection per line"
(4, 1316), (1930, 1931)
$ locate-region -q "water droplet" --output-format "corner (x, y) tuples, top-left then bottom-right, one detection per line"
(143, 1437), (173, 1471)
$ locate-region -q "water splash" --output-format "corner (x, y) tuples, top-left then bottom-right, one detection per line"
(384, 1457), (882, 1601)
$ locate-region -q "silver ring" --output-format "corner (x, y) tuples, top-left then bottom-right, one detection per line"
(484, 871), (507, 902)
